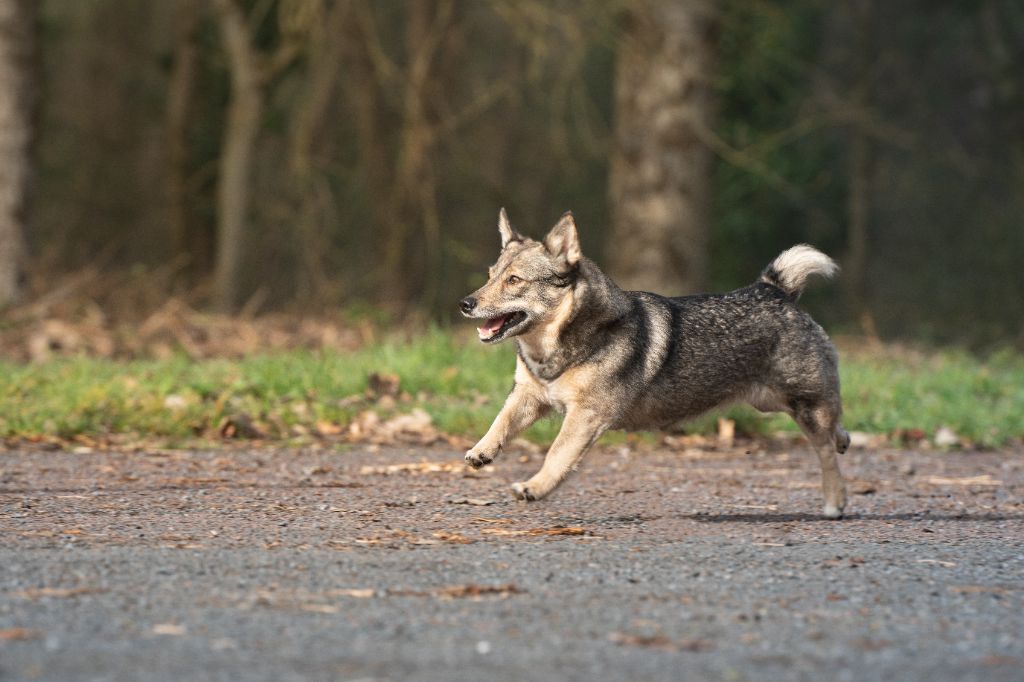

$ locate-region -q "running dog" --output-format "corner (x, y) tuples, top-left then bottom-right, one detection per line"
(459, 209), (850, 518)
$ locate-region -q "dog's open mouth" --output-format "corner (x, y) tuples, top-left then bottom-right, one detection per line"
(477, 311), (527, 342)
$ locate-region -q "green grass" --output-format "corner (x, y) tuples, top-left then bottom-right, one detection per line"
(1, 329), (1022, 448)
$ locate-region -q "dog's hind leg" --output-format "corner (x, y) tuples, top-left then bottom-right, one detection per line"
(793, 402), (848, 519)
(510, 407), (607, 501)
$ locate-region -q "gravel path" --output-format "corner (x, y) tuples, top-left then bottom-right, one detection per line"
(2, 441), (1022, 681)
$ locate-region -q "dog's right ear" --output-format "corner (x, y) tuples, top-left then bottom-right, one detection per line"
(498, 208), (522, 248)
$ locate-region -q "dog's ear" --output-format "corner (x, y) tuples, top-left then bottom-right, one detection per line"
(543, 211), (581, 266)
(498, 208), (522, 248)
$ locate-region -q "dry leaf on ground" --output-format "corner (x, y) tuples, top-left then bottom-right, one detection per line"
(348, 409), (439, 445)
(925, 475), (1001, 486)
(359, 459), (462, 476)
(326, 588), (376, 598)
(152, 624), (187, 636)
(12, 587), (107, 600)
(447, 498), (497, 506)
(388, 584), (524, 599)
(367, 372), (401, 398)
(608, 632), (714, 652)
(0, 628), (41, 641)
(218, 414), (266, 440)
(481, 526), (589, 537)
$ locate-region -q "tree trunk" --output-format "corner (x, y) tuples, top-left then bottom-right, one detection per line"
(0, 0), (36, 305)
(213, 0), (263, 313)
(167, 0), (206, 277)
(844, 0), (874, 324)
(289, 0), (350, 302)
(347, 0), (454, 308)
(607, 0), (717, 295)
(383, 0), (452, 307)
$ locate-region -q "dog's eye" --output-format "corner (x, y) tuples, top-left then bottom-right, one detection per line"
(506, 275), (521, 285)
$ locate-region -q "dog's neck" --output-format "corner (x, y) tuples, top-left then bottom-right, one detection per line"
(516, 259), (630, 381)
(516, 292), (575, 373)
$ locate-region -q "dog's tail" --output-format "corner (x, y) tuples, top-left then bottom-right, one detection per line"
(759, 245), (838, 299)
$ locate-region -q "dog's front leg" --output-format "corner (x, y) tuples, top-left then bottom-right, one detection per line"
(510, 407), (607, 501)
(465, 383), (549, 469)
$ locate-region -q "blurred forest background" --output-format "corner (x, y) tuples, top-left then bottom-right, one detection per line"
(2, 0), (1023, 352)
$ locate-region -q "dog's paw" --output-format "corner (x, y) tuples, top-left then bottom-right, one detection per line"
(510, 481), (538, 502)
(464, 448), (495, 469)
(822, 504), (844, 519)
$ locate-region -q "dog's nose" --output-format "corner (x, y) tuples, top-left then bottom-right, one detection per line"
(459, 297), (477, 314)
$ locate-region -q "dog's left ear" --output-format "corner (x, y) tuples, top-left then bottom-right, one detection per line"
(543, 211), (581, 266)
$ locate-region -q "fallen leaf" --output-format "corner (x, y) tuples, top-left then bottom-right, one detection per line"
(0, 628), (40, 641)
(978, 655), (1024, 666)
(926, 475), (1001, 486)
(359, 460), (462, 476)
(947, 585), (1009, 595)
(326, 588), (375, 598)
(900, 428), (927, 444)
(300, 603), (339, 614)
(218, 414), (265, 439)
(849, 480), (878, 495)
(388, 584), (524, 599)
(367, 372), (400, 398)
(854, 637), (892, 651)
(608, 632), (713, 652)
(448, 498), (497, 506)
(315, 420), (344, 436)
(481, 526), (589, 537)
(152, 623), (187, 636)
(717, 417), (735, 446)
(432, 531), (475, 544)
(13, 587), (107, 600)
(348, 409), (439, 445)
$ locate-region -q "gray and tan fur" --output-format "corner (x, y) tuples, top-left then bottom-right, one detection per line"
(460, 209), (851, 518)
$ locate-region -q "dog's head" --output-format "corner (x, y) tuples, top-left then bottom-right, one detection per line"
(460, 209), (581, 343)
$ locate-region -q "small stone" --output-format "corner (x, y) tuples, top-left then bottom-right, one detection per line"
(934, 427), (959, 447)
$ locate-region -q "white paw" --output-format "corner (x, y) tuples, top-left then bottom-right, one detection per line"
(464, 448), (495, 469)
(510, 481), (537, 501)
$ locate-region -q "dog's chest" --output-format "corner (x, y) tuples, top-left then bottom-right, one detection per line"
(514, 354), (572, 412)
(521, 354), (560, 382)
(515, 338), (567, 382)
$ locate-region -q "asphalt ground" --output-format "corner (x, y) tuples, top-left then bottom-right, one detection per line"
(1, 441), (1022, 681)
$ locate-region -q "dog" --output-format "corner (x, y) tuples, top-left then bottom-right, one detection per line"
(459, 209), (850, 518)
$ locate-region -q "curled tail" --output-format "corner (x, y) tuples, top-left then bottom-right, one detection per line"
(759, 245), (838, 299)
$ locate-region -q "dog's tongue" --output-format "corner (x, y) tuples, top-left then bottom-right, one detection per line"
(478, 315), (509, 339)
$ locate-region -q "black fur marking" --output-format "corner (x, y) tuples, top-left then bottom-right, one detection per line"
(615, 297), (651, 384)
(759, 266), (797, 300)
(543, 264), (579, 289)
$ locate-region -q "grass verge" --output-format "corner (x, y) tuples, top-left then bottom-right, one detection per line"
(1, 330), (1022, 449)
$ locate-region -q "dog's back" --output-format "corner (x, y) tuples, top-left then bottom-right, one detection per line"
(615, 282), (839, 430)
(572, 245), (840, 430)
